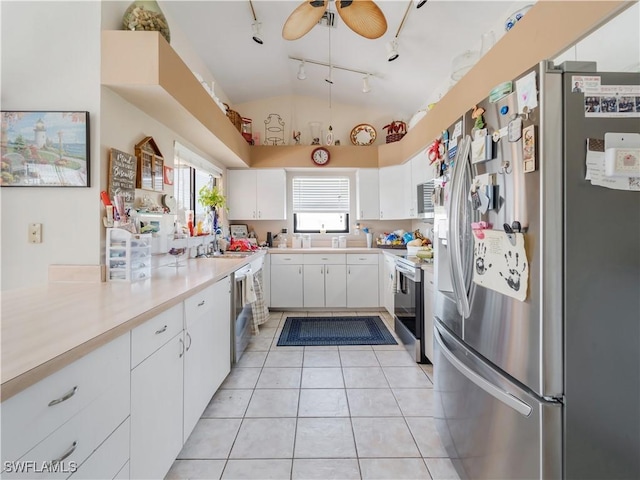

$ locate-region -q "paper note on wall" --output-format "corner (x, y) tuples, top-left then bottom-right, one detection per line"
(473, 230), (529, 302)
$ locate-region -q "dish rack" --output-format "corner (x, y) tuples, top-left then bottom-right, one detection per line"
(106, 228), (152, 282)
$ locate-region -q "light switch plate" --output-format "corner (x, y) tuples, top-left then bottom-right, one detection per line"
(29, 223), (42, 243)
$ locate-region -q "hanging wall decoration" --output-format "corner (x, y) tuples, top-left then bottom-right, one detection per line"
(264, 114), (285, 145)
(1, 111), (89, 187)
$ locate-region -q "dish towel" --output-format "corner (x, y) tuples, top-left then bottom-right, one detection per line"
(250, 269), (269, 335)
(242, 270), (257, 305)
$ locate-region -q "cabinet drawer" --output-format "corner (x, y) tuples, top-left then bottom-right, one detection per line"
(1, 334), (130, 464)
(184, 284), (216, 329)
(131, 303), (183, 368)
(6, 371), (130, 479)
(303, 254), (346, 265)
(68, 418), (129, 480)
(270, 254), (304, 265)
(347, 253), (379, 265)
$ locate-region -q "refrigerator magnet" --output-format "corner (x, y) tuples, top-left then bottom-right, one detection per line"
(508, 117), (522, 142)
(523, 125), (536, 173)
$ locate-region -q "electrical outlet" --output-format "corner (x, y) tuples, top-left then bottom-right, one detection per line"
(29, 223), (42, 243)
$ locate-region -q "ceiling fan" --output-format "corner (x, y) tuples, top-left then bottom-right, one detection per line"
(282, 0), (387, 40)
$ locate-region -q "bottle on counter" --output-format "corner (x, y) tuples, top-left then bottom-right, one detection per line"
(278, 228), (288, 249)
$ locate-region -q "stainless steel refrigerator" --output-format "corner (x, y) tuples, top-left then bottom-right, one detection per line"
(433, 61), (640, 480)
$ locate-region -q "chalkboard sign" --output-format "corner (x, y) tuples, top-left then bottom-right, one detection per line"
(108, 148), (137, 204)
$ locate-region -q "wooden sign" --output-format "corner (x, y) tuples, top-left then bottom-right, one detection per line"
(108, 148), (137, 204)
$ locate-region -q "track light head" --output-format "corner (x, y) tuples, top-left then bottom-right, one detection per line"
(362, 75), (371, 93)
(325, 66), (334, 84)
(297, 61), (307, 80)
(386, 39), (399, 62)
(415, 0), (427, 8)
(251, 21), (263, 44)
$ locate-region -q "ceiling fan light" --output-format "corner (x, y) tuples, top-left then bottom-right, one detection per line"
(386, 40), (399, 62)
(362, 75), (371, 93)
(251, 21), (264, 44)
(415, 0), (427, 8)
(297, 61), (307, 80)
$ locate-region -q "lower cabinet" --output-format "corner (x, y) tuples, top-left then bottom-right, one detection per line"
(130, 332), (184, 480)
(303, 254), (346, 308)
(183, 278), (231, 439)
(382, 254), (396, 315)
(270, 254), (304, 308)
(346, 254), (379, 308)
(1, 334), (131, 480)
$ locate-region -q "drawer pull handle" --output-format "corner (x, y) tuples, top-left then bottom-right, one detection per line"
(48, 386), (78, 407)
(155, 325), (168, 335)
(186, 332), (192, 351)
(179, 338), (185, 358)
(198, 300), (205, 307)
(52, 441), (77, 465)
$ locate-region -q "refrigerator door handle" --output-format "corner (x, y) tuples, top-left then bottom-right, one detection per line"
(449, 136), (472, 317)
(435, 326), (533, 417)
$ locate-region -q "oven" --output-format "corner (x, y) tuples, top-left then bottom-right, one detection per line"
(393, 256), (427, 363)
(231, 264), (253, 364)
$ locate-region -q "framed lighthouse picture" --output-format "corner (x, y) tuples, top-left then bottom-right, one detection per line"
(1, 111), (90, 187)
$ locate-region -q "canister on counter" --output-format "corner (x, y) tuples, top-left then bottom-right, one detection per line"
(332, 237), (339, 248)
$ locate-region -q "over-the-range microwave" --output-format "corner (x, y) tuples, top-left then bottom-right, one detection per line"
(417, 180), (435, 219)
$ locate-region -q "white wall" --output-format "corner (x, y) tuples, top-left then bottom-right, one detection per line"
(1, 2), (102, 290)
(235, 94), (395, 147)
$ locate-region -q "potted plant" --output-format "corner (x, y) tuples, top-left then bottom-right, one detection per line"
(198, 184), (227, 232)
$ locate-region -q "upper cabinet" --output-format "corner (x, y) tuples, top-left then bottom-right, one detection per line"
(101, 31), (250, 168)
(227, 169), (286, 220)
(356, 169), (380, 220)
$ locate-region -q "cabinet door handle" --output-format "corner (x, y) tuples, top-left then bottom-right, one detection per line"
(253, 211), (256, 219)
(326, 267), (329, 274)
(299, 267), (302, 275)
(186, 332), (192, 351)
(51, 441), (77, 465)
(380, 211), (383, 218)
(179, 338), (185, 358)
(155, 325), (168, 335)
(361, 210), (364, 218)
(48, 386), (78, 407)
(258, 211), (261, 218)
(321, 267), (324, 274)
(348, 268), (351, 275)
(197, 300), (205, 307)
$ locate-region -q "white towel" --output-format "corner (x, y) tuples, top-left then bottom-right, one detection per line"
(390, 267), (399, 294)
(242, 270), (257, 305)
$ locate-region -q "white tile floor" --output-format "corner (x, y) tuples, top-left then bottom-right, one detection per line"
(166, 311), (460, 480)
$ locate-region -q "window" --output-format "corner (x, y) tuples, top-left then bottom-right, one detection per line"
(174, 142), (222, 219)
(292, 176), (350, 233)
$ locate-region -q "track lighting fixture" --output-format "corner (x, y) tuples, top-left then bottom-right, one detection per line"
(249, 0), (263, 45)
(415, 0), (428, 8)
(297, 61), (307, 80)
(289, 57), (376, 93)
(386, 39), (399, 62)
(362, 75), (371, 93)
(325, 66), (334, 84)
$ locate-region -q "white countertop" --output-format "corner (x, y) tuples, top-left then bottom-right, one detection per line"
(0, 252), (265, 401)
(268, 247), (385, 254)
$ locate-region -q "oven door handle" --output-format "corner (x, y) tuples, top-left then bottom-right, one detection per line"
(395, 264), (416, 279)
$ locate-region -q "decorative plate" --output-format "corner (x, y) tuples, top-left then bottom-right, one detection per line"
(161, 194), (177, 212)
(350, 124), (377, 146)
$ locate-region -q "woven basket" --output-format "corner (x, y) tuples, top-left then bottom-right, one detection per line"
(223, 103), (242, 132)
(386, 133), (405, 144)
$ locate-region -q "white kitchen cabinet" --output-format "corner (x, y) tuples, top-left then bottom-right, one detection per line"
(423, 268), (435, 363)
(270, 254), (304, 307)
(227, 169), (286, 220)
(1, 334), (130, 471)
(379, 165), (405, 220)
(303, 254), (346, 308)
(346, 254), (379, 308)
(382, 254), (396, 315)
(356, 168), (380, 220)
(402, 161), (416, 219)
(183, 277), (231, 440)
(130, 333), (184, 480)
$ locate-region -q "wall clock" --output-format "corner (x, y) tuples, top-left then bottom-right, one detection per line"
(311, 146), (330, 166)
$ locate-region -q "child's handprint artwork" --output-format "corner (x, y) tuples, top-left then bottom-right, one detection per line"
(499, 250), (527, 291)
(474, 242), (492, 275)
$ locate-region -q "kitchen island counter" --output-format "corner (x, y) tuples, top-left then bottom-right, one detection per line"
(0, 252), (266, 401)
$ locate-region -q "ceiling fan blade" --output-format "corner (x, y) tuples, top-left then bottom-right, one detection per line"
(282, 0), (328, 40)
(335, 0), (387, 39)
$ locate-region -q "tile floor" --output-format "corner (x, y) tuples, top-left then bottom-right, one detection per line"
(166, 311), (460, 480)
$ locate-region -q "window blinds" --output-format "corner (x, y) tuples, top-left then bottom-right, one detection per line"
(292, 176), (350, 212)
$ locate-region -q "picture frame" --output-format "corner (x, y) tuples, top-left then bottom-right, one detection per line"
(1, 111), (90, 187)
(163, 165), (174, 185)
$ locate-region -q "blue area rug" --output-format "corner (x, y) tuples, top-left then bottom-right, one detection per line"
(277, 316), (397, 346)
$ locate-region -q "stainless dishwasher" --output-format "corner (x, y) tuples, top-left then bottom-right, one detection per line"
(231, 256), (264, 364)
